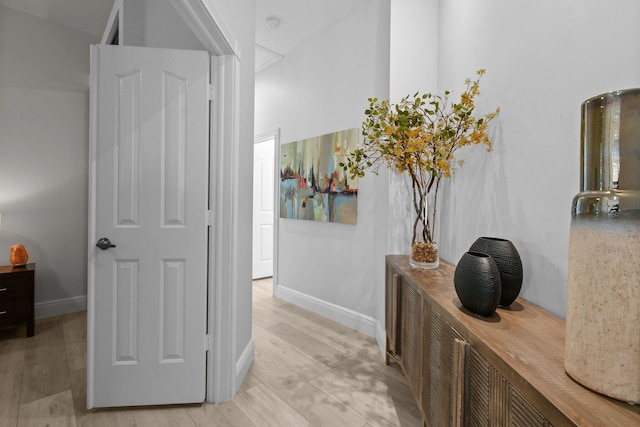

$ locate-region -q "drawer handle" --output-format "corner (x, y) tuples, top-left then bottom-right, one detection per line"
(0, 288), (6, 291)
(0, 311), (6, 315)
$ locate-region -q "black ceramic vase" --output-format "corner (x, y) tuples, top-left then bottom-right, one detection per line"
(469, 237), (523, 307)
(454, 251), (501, 317)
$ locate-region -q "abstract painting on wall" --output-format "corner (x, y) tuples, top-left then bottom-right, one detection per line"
(280, 128), (358, 224)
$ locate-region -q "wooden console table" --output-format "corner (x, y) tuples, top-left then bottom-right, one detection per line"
(0, 263), (35, 337)
(385, 255), (639, 426)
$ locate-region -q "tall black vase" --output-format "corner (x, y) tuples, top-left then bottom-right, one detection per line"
(469, 237), (523, 307)
(454, 251), (501, 317)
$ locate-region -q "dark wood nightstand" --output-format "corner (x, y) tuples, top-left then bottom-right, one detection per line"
(0, 263), (35, 337)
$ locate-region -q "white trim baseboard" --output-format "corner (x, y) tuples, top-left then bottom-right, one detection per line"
(235, 339), (255, 393)
(274, 284), (378, 337)
(35, 295), (87, 320)
(375, 319), (387, 359)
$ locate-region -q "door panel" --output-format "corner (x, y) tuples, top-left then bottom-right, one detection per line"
(252, 137), (274, 279)
(88, 44), (209, 408)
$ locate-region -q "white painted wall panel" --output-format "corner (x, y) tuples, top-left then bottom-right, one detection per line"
(257, 0), (640, 328)
(255, 0), (391, 323)
(435, 0), (640, 317)
(0, 5), (96, 307)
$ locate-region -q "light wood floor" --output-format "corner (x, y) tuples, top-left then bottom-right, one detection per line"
(0, 278), (421, 427)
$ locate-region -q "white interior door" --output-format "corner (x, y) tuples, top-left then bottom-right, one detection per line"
(88, 44), (210, 408)
(252, 137), (274, 279)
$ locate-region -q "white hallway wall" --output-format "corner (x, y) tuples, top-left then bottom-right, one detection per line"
(434, 0), (640, 317)
(0, 5), (96, 317)
(257, 0), (640, 348)
(255, 0), (391, 337)
(389, 0), (640, 318)
(387, 0), (438, 259)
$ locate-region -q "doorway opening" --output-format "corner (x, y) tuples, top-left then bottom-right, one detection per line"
(252, 130), (279, 282)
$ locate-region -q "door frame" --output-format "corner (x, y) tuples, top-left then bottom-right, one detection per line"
(170, 0), (245, 403)
(253, 129), (280, 290)
(88, 0), (244, 406)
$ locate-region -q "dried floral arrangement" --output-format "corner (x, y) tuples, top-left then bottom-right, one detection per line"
(342, 69), (500, 266)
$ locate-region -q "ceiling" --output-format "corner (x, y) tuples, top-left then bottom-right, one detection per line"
(254, 0), (372, 72)
(0, 0), (372, 72)
(0, 0), (113, 39)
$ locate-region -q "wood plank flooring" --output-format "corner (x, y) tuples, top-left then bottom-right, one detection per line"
(0, 278), (421, 427)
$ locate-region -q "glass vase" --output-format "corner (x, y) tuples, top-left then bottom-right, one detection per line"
(409, 189), (439, 269)
(565, 88), (640, 404)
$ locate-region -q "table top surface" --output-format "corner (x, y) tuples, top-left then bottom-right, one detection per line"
(0, 263), (36, 275)
(386, 255), (640, 427)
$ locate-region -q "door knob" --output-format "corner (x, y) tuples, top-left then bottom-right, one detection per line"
(96, 238), (116, 250)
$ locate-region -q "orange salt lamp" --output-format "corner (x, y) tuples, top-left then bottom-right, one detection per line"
(10, 244), (29, 266)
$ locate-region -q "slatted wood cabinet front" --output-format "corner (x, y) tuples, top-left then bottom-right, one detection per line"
(385, 255), (640, 427)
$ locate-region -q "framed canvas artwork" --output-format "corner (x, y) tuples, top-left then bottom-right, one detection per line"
(280, 128), (358, 224)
